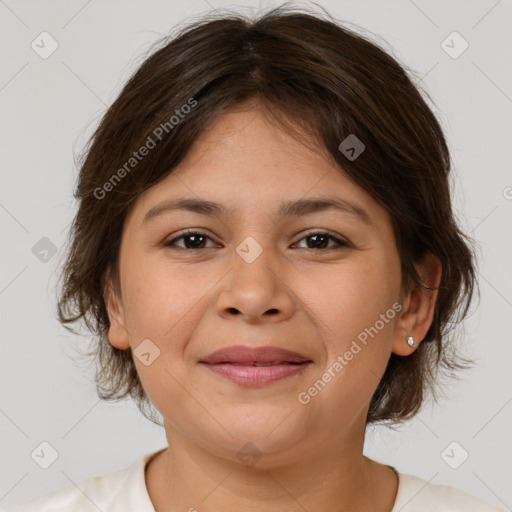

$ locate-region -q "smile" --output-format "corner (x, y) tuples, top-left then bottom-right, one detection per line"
(200, 361), (312, 386)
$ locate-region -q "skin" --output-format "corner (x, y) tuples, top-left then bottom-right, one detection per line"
(105, 103), (442, 512)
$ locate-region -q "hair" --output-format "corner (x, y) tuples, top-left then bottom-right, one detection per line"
(56, 2), (478, 427)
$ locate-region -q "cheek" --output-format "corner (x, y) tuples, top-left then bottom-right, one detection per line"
(308, 256), (400, 408)
(310, 257), (399, 342)
(120, 257), (210, 410)
(121, 255), (211, 349)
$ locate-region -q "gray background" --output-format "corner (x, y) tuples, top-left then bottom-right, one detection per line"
(1, 0), (511, 510)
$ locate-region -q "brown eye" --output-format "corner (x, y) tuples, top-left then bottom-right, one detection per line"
(163, 230), (350, 251)
(164, 231), (218, 250)
(294, 232), (350, 250)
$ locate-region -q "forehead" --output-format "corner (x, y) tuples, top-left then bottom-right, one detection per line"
(127, 107), (388, 229)
(177, 106), (328, 172)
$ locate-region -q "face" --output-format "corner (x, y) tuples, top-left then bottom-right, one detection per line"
(105, 105), (424, 466)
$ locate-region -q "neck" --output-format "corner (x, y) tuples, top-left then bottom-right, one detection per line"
(145, 425), (398, 512)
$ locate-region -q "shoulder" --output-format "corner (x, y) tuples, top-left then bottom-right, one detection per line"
(7, 450), (164, 512)
(392, 471), (506, 512)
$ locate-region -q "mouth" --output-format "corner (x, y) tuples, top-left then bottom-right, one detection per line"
(199, 345), (313, 387)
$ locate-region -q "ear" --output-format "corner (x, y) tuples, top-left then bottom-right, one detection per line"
(392, 252), (442, 356)
(103, 272), (130, 350)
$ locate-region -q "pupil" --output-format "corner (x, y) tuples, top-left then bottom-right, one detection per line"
(186, 235), (205, 248)
(309, 234), (327, 249)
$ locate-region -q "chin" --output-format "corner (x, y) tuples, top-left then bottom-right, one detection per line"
(200, 419), (307, 465)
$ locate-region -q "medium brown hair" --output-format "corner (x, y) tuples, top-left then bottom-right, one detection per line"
(57, 3), (478, 426)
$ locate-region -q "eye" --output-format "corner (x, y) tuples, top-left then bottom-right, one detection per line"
(293, 231), (350, 250)
(163, 230), (350, 251)
(163, 230), (219, 250)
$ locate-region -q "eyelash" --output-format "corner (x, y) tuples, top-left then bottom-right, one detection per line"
(163, 229), (351, 251)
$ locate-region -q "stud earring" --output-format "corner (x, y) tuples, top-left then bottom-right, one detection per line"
(406, 336), (415, 347)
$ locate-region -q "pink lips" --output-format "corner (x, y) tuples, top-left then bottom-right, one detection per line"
(199, 345), (312, 387)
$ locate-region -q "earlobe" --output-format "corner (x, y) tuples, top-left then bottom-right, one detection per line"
(392, 252), (442, 356)
(103, 275), (130, 350)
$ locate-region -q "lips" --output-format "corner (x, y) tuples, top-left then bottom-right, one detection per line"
(199, 345), (311, 365)
(199, 345), (312, 387)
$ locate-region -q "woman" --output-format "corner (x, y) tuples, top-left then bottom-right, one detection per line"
(10, 4), (505, 511)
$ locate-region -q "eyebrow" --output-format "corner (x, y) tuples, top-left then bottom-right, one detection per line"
(143, 196), (373, 226)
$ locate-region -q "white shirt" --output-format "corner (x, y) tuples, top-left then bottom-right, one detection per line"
(8, 448), (506, 511)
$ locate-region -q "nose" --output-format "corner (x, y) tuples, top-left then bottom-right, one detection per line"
(215, 240), (296, 324)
